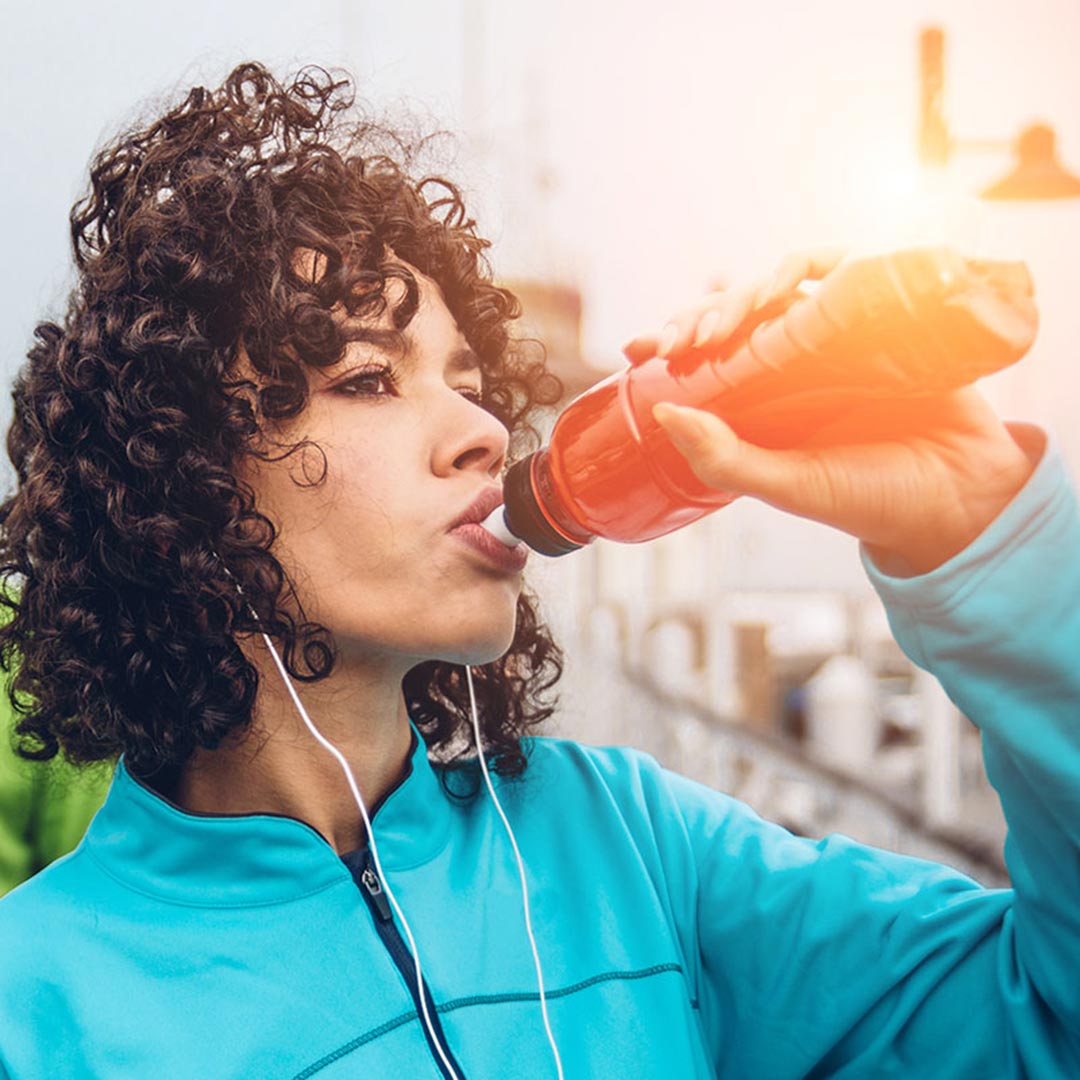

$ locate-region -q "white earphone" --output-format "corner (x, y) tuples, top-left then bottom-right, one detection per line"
(213, 553), (564, 1079)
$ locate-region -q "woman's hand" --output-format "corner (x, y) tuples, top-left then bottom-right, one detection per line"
(625, 249), (1038, 575)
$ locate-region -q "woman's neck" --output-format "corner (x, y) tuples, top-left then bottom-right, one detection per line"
(167, 645), (417, 855)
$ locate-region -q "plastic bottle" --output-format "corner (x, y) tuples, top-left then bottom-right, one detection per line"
(492, 246), (1038, 556)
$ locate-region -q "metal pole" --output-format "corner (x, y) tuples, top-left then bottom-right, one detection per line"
(919, 27), (950, 167)
(918, 667), (960, 826)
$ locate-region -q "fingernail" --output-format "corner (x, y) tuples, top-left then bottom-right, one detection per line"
(652, 402), (680, 434)
(653, 402), (703, 442)
(657, 323), (678, 358)
(692, 310), (721, 348)
(758, 274), (783, 306)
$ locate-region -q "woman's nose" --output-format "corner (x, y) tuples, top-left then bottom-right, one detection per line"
(433, 395), (509, 479)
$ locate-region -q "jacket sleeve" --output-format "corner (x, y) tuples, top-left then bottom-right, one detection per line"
(659, 423), (1080, 1078)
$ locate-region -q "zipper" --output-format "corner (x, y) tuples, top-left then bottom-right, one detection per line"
(360, 867), (393, 921)
(344, 847), (468, 1080)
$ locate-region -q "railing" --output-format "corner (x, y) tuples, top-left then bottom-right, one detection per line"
(616, 662), (1008, 887)
(534, 535), (1010, 888)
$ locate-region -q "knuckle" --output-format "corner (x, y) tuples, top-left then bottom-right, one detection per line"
(775, 253), (801, 278)
(685, 437), (734, 487)
(805, 453), (841, 512)
(693, 455), (728, 489)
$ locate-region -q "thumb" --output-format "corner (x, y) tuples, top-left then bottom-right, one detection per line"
(651, 402), (816, 509)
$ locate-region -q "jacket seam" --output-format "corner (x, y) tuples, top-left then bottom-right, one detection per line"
(438, 962), (696, 1012)
(290, 963), (696, 1079)
(290, 1008), (418, 1079)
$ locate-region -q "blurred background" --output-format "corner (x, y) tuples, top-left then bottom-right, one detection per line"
(4, 0), (1080, 886)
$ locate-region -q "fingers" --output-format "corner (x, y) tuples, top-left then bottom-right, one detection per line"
(624, 248), (848, 366)
(623, 290), (727, 363)
(760, 247), (847, 305)
(661, 287), (754, 357)
(684, 280), (808, 356)
(689, 281), (769, 353)
(623, 333), (661, 366)
(651, 402), (834, 521)
(623, 284), (757, 364)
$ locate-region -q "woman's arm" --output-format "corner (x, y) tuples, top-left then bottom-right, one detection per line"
(643, 433), (1080, 1075)
(856, 421), (1080, 1070)
(626, 256), (1080, 1074)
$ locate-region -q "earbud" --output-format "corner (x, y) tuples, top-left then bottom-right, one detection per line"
(210, 548), (255, 615)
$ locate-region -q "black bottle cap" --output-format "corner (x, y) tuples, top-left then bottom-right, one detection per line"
(503, 454), (584, 557)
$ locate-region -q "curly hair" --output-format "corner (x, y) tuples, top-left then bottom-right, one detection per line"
(0, 62), (565, 793)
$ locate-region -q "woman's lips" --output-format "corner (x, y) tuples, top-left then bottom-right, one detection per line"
(449, 521), (529, 572)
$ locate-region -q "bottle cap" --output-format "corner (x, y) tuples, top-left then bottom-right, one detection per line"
(502, 455), (586, 557)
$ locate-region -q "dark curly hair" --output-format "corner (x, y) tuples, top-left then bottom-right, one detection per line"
(0, 62), (565, 793)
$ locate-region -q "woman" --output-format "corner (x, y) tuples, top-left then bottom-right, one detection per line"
(0, 63), (1077, 1078)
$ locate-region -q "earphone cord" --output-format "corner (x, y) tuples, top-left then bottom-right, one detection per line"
(464, 664), (565, 1080)
(221, 561), (562, 1078)
(220, 564), (460, 1080)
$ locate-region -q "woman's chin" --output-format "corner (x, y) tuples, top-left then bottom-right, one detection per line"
(357, 617), (515, 671)
(436, 620), (519, 668)
(441, 634), (516, 668)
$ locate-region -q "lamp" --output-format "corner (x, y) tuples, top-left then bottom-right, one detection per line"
(919, 27), (1080, 202)
(980, 124), (1080, 201)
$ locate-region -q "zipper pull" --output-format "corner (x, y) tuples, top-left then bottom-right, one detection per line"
(360, 866), (393, 923)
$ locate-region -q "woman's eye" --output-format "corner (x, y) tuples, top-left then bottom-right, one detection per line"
(334, 367), (398, 398)
(331, 368), (483, 405)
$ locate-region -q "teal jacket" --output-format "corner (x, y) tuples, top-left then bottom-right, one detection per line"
(1, 426), (1078, 1078)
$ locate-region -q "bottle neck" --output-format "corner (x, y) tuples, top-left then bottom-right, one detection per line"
(503, 451), (591, 556)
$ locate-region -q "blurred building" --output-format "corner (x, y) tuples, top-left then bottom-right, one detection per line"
(517, 282), (1010, 887)
(501, 279), (605, 405)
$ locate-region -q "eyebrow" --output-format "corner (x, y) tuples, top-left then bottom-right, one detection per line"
(331, 330), (482, 379)
(445, 346), (482, 374)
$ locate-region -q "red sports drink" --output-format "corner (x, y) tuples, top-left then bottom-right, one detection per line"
(498, 247), (1038, 556)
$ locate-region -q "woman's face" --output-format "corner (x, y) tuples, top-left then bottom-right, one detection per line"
(240, 268), (527, 674)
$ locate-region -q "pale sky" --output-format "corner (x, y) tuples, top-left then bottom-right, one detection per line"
(3, 0), (1079, 465)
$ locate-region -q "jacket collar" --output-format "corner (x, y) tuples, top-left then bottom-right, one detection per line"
(83, 723), (453, 907)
